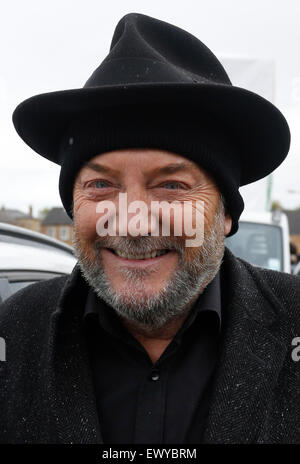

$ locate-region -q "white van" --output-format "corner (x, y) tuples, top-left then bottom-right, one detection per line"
(225, 211), (291, 274)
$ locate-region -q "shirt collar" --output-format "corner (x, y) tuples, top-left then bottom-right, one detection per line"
(83, 268), (222, 336)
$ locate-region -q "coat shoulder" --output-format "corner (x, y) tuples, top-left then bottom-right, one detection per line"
(0, 274), (70, 328)
(241, 257), (300, 295)
(235, 254), (300, 323)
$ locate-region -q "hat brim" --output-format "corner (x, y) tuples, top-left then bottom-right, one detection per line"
(12, 82), (290, 186)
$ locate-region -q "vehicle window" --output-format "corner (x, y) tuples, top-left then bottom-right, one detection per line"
(0, 271), (65, 302)
(0, 233), (73, 256)
(9, 281), (37, 293)
(0, 278), (12, 303)
(226, 222), (283, 271)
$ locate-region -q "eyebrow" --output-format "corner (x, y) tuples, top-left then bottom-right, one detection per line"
(84, 162), (119, 175)
(152, 161), (198, 175)
(84, 160), (198, 176)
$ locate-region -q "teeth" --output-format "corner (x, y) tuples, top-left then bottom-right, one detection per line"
(113, 249), (168, 259)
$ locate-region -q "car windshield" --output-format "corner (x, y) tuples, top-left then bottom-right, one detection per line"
(225, 221), (283, 271)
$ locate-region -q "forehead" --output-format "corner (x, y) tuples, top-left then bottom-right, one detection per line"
(78, 148), (209, 178)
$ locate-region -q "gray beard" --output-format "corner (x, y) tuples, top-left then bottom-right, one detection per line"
(73, 200), (226, 331)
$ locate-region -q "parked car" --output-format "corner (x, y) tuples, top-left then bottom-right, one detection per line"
(292, 260), (300, 276)
(226, 210), (291, 273)
(0, 222), (77, 303)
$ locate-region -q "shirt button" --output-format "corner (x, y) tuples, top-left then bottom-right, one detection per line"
(150, 369), (160, 381)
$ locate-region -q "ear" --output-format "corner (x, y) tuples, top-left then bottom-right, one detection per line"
(224, 213), (232, 236)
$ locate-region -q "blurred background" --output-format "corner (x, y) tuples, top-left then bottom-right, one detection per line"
(1, 0), (300, 292)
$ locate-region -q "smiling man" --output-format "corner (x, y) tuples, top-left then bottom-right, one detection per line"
(67, 144), (232, 443)
(1, 13), (300, 444)
(73, 149), (231, 346)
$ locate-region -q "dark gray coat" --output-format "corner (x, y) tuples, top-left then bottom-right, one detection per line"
(0, 247), (300, 443)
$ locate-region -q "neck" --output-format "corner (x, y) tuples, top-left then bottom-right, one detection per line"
(119, 293), (200, 364)
(121, 311), (189, 340)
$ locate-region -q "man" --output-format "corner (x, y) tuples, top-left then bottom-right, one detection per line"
(0, 12), (299, 444)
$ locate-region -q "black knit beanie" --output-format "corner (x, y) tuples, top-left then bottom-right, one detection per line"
(58, 104), (244, 237)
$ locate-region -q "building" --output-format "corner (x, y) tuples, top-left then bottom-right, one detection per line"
(41, 207), (73, 245)
(0, 205), (41, 232)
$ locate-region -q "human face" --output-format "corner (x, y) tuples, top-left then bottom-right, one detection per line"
(72, 148), (232, 330)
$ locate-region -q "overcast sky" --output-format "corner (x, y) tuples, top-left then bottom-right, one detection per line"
(1, 0), (300, 217)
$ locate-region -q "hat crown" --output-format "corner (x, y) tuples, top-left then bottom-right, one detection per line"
(84, 13), (231, 88)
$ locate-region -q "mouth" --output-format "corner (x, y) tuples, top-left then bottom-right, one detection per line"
(109, 248), (170, 259)
(102, 247), (176, 267)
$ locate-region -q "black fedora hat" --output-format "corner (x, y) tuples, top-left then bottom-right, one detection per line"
(12, 12), (290, 235)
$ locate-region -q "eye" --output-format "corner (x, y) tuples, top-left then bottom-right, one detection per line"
(90, 180), (111, 189)
(161, 181), (184, 190)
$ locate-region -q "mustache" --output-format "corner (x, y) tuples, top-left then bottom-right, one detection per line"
(93, 235), (185, 255)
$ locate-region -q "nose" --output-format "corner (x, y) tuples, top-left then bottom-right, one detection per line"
(116, 187), (157, 238)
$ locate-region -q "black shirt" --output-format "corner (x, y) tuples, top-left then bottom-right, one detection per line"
(83, 270), (222, 444)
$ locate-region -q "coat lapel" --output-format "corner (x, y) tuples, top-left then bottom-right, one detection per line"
(202, 248), (288, 443)
(45, 263), (103, 443)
